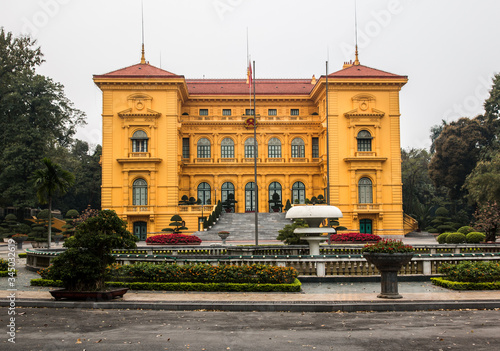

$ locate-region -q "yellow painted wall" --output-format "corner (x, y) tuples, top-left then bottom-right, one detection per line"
(94, 62), (407, 238)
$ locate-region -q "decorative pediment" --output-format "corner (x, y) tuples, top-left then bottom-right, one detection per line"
(118, 107), (161, 118)
(344, 107), (385, 118)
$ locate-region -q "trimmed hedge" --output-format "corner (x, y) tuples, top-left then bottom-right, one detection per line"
(0, 270), (17, 277)
(31, 278), (302, 292)
(457, 226), (475, 235)
(146, 233), (201, 245)
(438, 261), (500, 283)
(107, 263), (298, 285)
(466, 232), (486, 244)
(436, 232), (451, 244)
(18, 253), (27, 258)
(431, 277), (500, 290)
(329, 232), (381, 242)
(445, 232), (466, 244)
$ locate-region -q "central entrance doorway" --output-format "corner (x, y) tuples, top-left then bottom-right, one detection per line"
(245, 182), (256, 212)
(133, 221), (147, 241)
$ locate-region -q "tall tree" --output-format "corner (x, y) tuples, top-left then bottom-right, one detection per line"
(428, 116), (494, 201)
(0, 28), (85, 208)
(32, 158), (74, 248)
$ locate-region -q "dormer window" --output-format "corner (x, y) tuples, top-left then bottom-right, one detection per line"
(132, 130), (148, 152)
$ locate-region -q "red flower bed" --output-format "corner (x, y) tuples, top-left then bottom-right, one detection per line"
(146, 234), (202, 245)
(329, 232), (382, 242)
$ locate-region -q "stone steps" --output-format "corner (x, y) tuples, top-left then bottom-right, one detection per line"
(193, 212), (292, 242)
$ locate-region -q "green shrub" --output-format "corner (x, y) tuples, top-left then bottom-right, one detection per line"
(0, 258), (8, 271)
(431, 277), (500, 290)
(18, 253), (27, 258)
(31, 278), (302, 292)
(466, 232), (486, 244)
(277, 219), (308, 245)
(107, 263), (298, 285)
(438, 261), (500, 283)
(457, 226), (475, 235)
(436, 232), (451, 244)
(445, 232), (466, 244)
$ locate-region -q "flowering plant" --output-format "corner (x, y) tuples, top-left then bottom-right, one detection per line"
(218, 231), (230, 234)
(12, 234), (28, 238)
(146, 233), (202, 245)
(330, 232), (381, 242)
(361, 239), (414, 254)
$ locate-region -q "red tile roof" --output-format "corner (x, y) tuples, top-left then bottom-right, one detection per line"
(328, 64), (406, 79)
(186, 79), (314, 95)
(94, 63), (182, 78)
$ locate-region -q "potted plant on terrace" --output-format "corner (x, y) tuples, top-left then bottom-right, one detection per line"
(362, 239), (414, 299)
(11, 234), (28, 249)
(44, 210), (137, 300)
(218, 231), (230, 244)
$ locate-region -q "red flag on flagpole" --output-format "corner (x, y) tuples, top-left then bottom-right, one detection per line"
(247, 60), (252, 87)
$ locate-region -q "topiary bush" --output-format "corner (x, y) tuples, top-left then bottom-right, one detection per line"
(436, 232), (451, 244)
(457, 226), (475, 235)
(330, 232), (381, 242)
(466, 232), (486, 244)
(445, 232), (466, 244)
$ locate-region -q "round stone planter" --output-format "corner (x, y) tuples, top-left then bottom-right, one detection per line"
(363, 252), (414, 299)
(218, 233), (230, 244)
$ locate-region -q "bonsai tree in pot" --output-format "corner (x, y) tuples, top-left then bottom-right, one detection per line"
(44, 210), (137, 295)
(162, 214), (188, 234)
(362, 239), (415, 299)
(222, 193), (237, 213)
(269, 192), (283, 212)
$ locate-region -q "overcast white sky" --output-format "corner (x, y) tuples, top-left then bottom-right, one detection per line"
(1, 0), (498, 150)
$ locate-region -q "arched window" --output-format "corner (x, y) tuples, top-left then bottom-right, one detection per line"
(358, 178), (373, 203)
(133, 179), (147, 205)
(132, 130), (148, 153)
(221, 182), (235, 212)
(221, 138), (234, 158)
(245, 137), (256, 158)
(291, 138), (305, 158)
(292, 181), (306, 204)
(268, 182), (282, 212)
(268, 137), (281, 158)
(197, 182), (211, 205)
(245, 182), (256, 212)
(197, 138), (211, 158)
(357, 130), (372, 152)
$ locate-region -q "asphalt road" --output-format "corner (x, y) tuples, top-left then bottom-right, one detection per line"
(1, 307), (499, 350)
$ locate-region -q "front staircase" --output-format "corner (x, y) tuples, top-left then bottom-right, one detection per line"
(193, 212), (292, 242)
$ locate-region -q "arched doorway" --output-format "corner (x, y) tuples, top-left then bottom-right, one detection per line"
(221, 182), (235, 213)
(292, 181), (306, 204)
(360, 219), (372, 234)
(245, 182), (256, 212)
(133, 221), (147, 241)
(268, 182), (282, 212)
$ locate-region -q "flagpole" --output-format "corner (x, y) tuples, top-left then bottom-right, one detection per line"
(253, 60), (259, 246)
(326, 60), (330, 205)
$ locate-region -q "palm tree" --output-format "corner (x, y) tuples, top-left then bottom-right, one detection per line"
(32, 158), (75, 249)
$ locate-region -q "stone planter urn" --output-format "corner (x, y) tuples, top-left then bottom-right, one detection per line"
(12, 235), (28, 250)
(218, 232), (230, 244)
(52, 234), (64, 245)
(363, 252), (414, 299)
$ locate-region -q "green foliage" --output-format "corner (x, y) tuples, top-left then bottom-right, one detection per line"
(431, 277), (500, 290)
(0, 258), (7, 271)
(466, 232), (486, 243)
(277, 219), (308, 245)
(429, 207), (459, 233)
(464, 150), (500, 204)
(0, 29), (85, 209)
(18, 253), (27, 258)
(457, 226), (475, 235)
(438, 261), (500, 283)
(445, 232), (466, 244)
(361, 239), (414, 253)
(108, 263), (298, 285)
(0, 270), (17, 277)
(429, 116), (496, 200)
(284, 199), (292, 211)
(41, 210), (137, 291)
(436, 232), (451, 244)
(31, 278), (302, 292)
(474, 201), (500, 242)
(162, 214), (188, 234)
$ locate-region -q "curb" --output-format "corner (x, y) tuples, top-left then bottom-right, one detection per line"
(2, 299), (500, 313)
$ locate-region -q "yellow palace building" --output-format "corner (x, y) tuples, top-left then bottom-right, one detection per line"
(93, 51), (414, 239)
